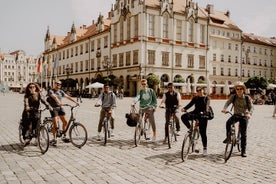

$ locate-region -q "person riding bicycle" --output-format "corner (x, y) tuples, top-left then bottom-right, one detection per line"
(95, 83), (116, 141)
(159, 82), (181, 143)
(22, 82), (51, 146)
(132, 79), (157, 142)
(221, 81), (253, 157)
(47, 81), (79, 146)
(181, 86), (210, 156)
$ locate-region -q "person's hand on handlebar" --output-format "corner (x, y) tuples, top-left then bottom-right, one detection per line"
(221, 109), (227, 113)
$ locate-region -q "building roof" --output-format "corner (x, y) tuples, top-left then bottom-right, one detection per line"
(243, 33), (276, 47)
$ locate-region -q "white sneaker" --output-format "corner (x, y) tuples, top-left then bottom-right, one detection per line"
(176, 131), (180, 136)
(97, 134), (101, 141)
(110, 129), (114, 137)
(151, 136), (156, 143)
(203, 148), (207, 156)
(33, 138), (38, 146)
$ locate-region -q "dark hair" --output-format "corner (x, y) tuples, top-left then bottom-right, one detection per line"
(25, 83), (40, 97)
(168, 82), (173, 87)
(104, 83), (109, 87)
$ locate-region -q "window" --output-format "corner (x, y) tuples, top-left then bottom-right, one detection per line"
(119, 53), (124, 67)
(188, 20), (194, 42)
(148, 50), (155, 65)
(228, 55), (231, 63)
(213, 53), (216, 61)
(235, 69), (238, 76)
(176, 20), (182, 40)
(199, 56), (205, 69)
(66, 49), (69, 58)
(221, 68), (224, 76)
(133, 50), (138, 65)
(187, 54), (194, 68)
(228, 68), (231, 76)
(235, 56), (238, 63)
(80, 45), (83, 55)
(127, 16), (131, 40)
(228, 43), (231, 50)
(80, 61), (83, 72)
(112, 54), (117, 67)
(85, 60), (88, 71)
(175, 53), (182, 67)
(163, 14), (169, 39)
(220, 54), (224, 62)
(126, 51), (131, 66)
(200, 24), (205, 44)
(97, 39), (101, 50)
(134, 15), (138, 37)
(85, 42), (89, 53)
(120, 18), (124, 42)
(104, 36), (108, 48)
(75, 62), (78, 72)
(75, 46), (78, 56)
(149, 15), (155, 37)
(114, 24), (117, 43)
(213, 67), (216, 75)
(71, 48), (74, 57)
(97, 58), (101, 69)
(162, 52), (169, 66)
(91, 40), (94, 51)
(235, 44), (238, 51)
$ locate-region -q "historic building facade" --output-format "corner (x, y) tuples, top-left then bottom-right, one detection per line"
(42, 0), (276, 96)
(0, 50), (37, 91)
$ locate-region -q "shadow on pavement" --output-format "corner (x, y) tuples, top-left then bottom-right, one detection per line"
(0, 143), (44, 157)
(144, 151), (183, 165)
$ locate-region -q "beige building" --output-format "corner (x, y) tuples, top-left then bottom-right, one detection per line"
(42, 0), (276, 96)
(0, 50), (37, 92)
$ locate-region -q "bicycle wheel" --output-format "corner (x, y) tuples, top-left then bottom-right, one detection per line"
(37, 126), (49, 154)
(191, 128), (199, 152)
(69, 122), (87, 148)
(181, 133), (191, 161)
(103, 120), (108, 145)
(19, 120), (24, 145)
(224, 134), (234, 162)
(43, 120), (54, 141)
(167, 122), (171, 149)
(172, 120), (177, 142)
(134, 123), (142, 146)
(236, 131), (241, 152)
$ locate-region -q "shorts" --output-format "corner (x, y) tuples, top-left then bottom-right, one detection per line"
(50, 106), (66, 118)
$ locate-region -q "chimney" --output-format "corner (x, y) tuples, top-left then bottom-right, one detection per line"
(206, 4), (214, 14)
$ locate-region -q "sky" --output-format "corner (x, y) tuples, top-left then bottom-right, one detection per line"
(0, 0), (275, 57)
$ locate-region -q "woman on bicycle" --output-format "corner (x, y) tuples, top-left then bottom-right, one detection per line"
(21, 83), (51, 146)
(222, 81), (253, 157)
(133, 79), (157, 142)
(181, 86), (210, 156)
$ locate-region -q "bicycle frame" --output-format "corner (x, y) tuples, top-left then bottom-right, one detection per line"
(102, 108), (112, 145)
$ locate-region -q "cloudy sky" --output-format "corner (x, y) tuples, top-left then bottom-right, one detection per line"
(0, 0), (275, 56)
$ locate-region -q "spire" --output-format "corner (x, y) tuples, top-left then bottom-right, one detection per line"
(45, 26), (50, 42)
(71, 23), (76, 34)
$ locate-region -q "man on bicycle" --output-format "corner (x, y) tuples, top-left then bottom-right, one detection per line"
(47, 81), (79, 146)
(222, 81), (253, 157)
(181, 86), (210, 156)
(159, 82), (181, 143)
(133, 79), (157, 142)
(95, 83), (116, 141)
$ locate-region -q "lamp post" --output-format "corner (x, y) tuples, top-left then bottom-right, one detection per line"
(102, 58), (113, 76)
(65, 66), (73, 91)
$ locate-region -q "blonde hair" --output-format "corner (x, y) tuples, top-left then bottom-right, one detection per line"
(141, 79), (147, 83)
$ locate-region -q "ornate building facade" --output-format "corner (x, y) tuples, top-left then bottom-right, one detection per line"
(42, 0), (276, 96)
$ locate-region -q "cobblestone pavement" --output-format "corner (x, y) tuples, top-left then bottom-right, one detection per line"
(0, 93), (275, 184)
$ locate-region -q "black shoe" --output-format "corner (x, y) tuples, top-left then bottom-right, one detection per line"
(241, 152), (247, 157)
(223, 138), (230, 144)
(62, 137), (70, 143)
(24, 139), (31, 147)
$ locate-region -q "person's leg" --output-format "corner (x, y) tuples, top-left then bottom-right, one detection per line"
(97, 109), (105, 133)
(181, 113), (192, 129)
(199, 119), (208, 149)
(147, 109), (156, 139)
(239, 117), (248, 157)
(175, 115), (180, 132)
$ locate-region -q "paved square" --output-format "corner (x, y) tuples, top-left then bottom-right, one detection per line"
(0, 93), (275, 183)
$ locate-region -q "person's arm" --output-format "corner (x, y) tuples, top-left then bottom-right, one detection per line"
(95, 94), (102, 107)
(64, 93), (79, 105)
(177, 92), (181, 108)
(159, 94), (166, 107)
(24, 96), (30, 111)
(183, 97), (196, 111)
(222, 94), (234, 112)
(151, 89), (157, 108)
(112, 92), (116, 108)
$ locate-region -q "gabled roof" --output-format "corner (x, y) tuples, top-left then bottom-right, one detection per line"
(243, 33), (276, 47)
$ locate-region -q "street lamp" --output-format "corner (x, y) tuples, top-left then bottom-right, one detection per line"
(65, 66), (73, 91)
(102, 58), (113, 76)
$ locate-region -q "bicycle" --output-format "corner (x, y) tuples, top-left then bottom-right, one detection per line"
(19, 107), (50, 154)
(223, 111), (241, 163)
(101, 108), (113, 145)
(160, 106), (178, 149)
(134, 107), (151, 146)
(181, 113), (200, 161)
(44, 104), (88, 148)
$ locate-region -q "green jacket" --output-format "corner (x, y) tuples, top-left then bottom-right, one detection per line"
(134, 88), (157, 109)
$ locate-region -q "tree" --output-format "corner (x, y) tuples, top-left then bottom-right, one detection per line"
(146, 73), (160, 88)
(244, 76), (268, 89)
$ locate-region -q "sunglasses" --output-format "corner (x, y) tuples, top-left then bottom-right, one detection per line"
(29, 86), (36, 89)
(236, 88), (243, 91)
(141, 83), (146, 86)
(56, 83), (61, 86)
(196, 89), (202, 92)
